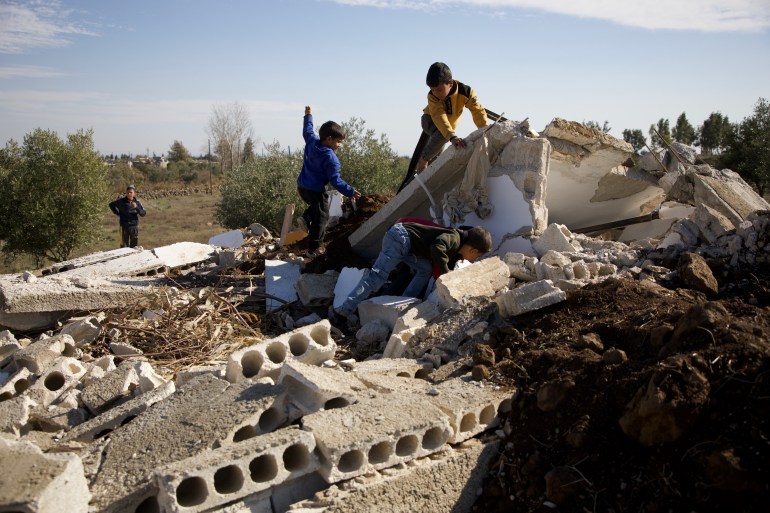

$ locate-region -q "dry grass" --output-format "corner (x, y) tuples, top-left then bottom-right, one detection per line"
(0, 191), (226, 274)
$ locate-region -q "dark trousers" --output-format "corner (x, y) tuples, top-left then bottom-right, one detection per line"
(298, 186), (329, 251)
(420, 113), (448, 162)
(120, 225), (139, 248)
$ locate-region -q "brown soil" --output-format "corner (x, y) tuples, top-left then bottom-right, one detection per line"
(307, 195), (770, 513)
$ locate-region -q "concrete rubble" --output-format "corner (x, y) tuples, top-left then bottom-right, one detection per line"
(0, 118), (769, 512)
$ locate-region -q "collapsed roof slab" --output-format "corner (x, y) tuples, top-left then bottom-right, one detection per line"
(41, 247), (137, 275)
(350, 120), (548, 261)
(543, 118), (665, 231)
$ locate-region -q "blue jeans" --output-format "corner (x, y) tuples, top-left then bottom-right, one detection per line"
(340, 223), (433, 313)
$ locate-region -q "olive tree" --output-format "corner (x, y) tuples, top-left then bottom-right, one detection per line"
(721, 98), (770, 196)
(0, 128), (110, 265)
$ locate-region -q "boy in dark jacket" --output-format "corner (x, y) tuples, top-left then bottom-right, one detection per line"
(297, 105), (361, 257)
(109, 185), (146, 248)
(416, 62), (488, 173)
(335, 222), (492, 320)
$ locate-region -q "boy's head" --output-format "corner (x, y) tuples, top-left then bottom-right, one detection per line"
(319, 121), (345, 151)
(426, 62), (452, 87)
(458, 226), (492, 262)
(426, 62), (454, 100)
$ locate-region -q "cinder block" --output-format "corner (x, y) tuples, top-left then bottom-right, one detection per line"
(80, 360), (139, 414)
(0, 366), (34, 401)
(154, 427), (318, 513)
(26, 356), (86, 407)
(288, 438), (500, 513)
(426, 378), (514, 443)
(301, 394), (451, 483)
(278, 360), (370, 422)
(0, 395), (36, 436)
(13, 334), (74, 374)
(347, 358), (432, 381)
(0, 437), (90, 512)
(176, 364), (226, 387)
(62, 381), (176, 443)
(226, 321), (336, 383)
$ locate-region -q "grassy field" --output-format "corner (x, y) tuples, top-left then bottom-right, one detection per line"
(0, 191), (226, 274)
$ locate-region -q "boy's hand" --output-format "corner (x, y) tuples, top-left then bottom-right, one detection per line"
(353, 190), (362, 200)
(450, 136), (466, 149)
(305, 106), (312, 116)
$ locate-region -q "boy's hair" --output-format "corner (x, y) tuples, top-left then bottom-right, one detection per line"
(465, 227), (492, 254)
(319, 121), (345, 141)
(426, 62), (453, 87)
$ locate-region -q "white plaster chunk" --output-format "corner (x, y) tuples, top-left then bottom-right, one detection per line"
(208, 229), (245, 248)
(503, 252), (538, 282)
(496, 280), (567, 317)
(357, 295), (421, 331)
(60, 315), (102, 345)
(532, 223), (581, 256)
(333, 267), (366, 310)
(435, 256), (510, 309)
(152, 241), (215, 268)
(265, 259), (302, 312)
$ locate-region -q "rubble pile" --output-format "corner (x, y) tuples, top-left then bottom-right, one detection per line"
(1, 119), (769, 513)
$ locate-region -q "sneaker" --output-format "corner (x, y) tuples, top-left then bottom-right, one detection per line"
(307, 247), (326, 258)
(296, 216), (309, 232)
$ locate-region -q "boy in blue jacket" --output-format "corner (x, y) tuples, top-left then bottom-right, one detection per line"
(297, 105), (361, 257)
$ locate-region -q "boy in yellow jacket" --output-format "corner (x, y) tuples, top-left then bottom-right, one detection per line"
(416, 62), (488, 173)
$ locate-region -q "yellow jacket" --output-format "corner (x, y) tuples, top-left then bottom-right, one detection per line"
(423, 80), (488, 140)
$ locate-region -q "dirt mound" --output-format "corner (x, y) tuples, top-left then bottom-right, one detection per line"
(475, 269), (770, 512)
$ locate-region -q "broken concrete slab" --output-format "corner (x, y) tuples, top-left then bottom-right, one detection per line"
(496, 279), (567, 317)
(351, 120), (545, 261)
(357, 295), (420, 331)
(0, 437), (90, 513)
(151, 241), (216, 269)
(435, 256), (510, 309)
(208, 229), (245, 248)
(41, 247), (137, 275)
(295, 271), (339, 307)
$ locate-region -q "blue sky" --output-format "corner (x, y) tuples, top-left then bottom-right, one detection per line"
(1, 0), (768, 158)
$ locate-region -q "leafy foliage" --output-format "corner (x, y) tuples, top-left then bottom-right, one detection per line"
(721, 98), (770, 196)
(0, 129), (110, 265)
(698, 112), (730, 155)
(167, 140), (192, 162)
(216, 118), (406, 232)
(242, 137), (256, 164)
(622, 129), (647, 154)
(584, 120), (611, 133)
(672, 113), (696, 145)
(649, 118), (671, 148)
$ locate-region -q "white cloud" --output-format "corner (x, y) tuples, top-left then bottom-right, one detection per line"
(0, 65), (64, 79)
(0, 0), (97, 54)
(332, 0), (770, 31)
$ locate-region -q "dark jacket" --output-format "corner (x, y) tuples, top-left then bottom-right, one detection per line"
(296, 114), (355, 196)
(401, 222), (468, 274)
(109, 196), (146, 227)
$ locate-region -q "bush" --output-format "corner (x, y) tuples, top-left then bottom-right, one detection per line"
(216, 118), (407, 233)
(0, 128), (110, 265)
(215, 142), (302, 232)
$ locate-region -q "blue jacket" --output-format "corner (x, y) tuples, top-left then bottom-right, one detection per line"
(109, 196), (146, 227)
(296, 115), (355, 196)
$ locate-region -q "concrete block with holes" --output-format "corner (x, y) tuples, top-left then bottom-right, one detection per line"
(288, 438), (500, 513)
(62, 381), (176, 443)
(25, 356), (86, 407)
(80, 359), (140, 414)
(153, 427), (318, 513)
(425, 378), (514, 444)
(12, 334), (76, 374)
(225, 320), (336, 383)
(87, 375), (291, 513)
(0, 366), (34, 402)
(345, 358), (432, 381)
(301, 394), (452, 483)
(278, 360), (371, 422)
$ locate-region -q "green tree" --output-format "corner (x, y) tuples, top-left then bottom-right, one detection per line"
(584, 120), (611, 133)
(215, 142), (302, 232)
(649, 118), (671, 149)
(698, 112), (730, 155)
(672, 113), (696, 145)
(167, 140), (192, 162)
(622, 128), (647, 154)
(335, 117), (405, 195)
(721, 98), (770, 196)
(0, 129), (109, 265)
(242, 137), (256, 164)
